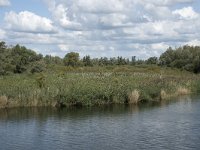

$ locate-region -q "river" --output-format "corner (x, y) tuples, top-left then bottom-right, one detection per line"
(0, 96), (200, 150)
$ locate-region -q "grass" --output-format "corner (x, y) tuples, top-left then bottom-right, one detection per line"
(0, 65), (200, 108)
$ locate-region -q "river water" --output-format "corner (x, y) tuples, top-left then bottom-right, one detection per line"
(0, 96), (200, 150)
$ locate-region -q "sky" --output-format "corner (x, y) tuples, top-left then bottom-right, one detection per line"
(0, 0), (200, 59)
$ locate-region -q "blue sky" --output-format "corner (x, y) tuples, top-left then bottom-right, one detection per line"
(0, 0), (200, 59)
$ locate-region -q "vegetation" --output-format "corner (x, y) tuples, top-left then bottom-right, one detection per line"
(0, 41), (43, 75)
(1, 41), (200, 74)
(63, 52), (80, 67)
(159, 46), (200, 73)
(0, 41), (200, 108)
(0, 66), (199, 108)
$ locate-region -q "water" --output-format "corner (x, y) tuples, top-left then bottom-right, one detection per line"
(1, 96), (200, 150)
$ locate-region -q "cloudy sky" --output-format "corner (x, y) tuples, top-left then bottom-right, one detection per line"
(0, 0), (200, 59)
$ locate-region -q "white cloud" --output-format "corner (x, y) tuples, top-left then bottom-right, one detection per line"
(4, 31), (61, 45)
(1, 0), (200, 59)
(77, 0), (124, 13)
(143, 4), (172, 20)
(58, 44), (70, 52)
(173, 7), (199, 20)
(141, 0), (193, 6)
(0, 28), (6, 39)
(186, 40), (200, 46)
(121, 20), (178, 42)
(44, 0), (142, 30)
(99, 14), (131, 28)
(44, 0), (176, 31)
(151, 43), (169, 50)
(4, 11), (56, 33)
(51, 4), (82, 30)
(128, 43), (168, 59)
(0, 0), (10, 6)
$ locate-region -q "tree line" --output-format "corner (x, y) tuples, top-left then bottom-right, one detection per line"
(1, 41), (200, 75)
(159, 45), (200, 73)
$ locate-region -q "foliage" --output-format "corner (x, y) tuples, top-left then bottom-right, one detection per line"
(44, 55), (63, 65)
(159, 45), (200, 73)
(146, 57), (158, 65)
(63, 52), (80, 67)
(0, 66), (198, 107)
(0, 42), (43, 75)
(83, 55), (92, 66)
(31, 61), (46, 74)
(1, 41), (200, 75)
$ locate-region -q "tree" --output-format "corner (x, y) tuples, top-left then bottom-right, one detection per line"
(0, 42), (14, 75)
(159, 45), (200, 73)
(146, 57), (158, 65)
(63, 52), (80, 67)
(108, 57), (117, 65)
(83, 55), (92, 66)
(117, 56), (126, 65)
(31, 61), (46, 74)
(44, 55), (63, 65)
(44, 55), (52, 64)
(11, 44), (41, 73)
(193, 56), (200, 73)
(0, 41), (6, 52)
(131, 56), (136, 65)
(159, 47), (175, 66)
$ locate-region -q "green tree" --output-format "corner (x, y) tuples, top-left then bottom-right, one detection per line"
(131, 56), (136, 65)
(159, 47), (175, 66)
(83, 55), (92, 66)
(0, 42), (14, 75)
(0, 41), (6, 52)
(146, 57), (158, 65)
(159, 45), (200, 73)
(11, 44), (41, 73)
(63, 52), (80, 67)
(117, 56), (126, 65)
(31, 61), (46, 74)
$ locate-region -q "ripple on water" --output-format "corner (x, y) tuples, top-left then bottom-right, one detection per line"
(0, 97), (200, 150)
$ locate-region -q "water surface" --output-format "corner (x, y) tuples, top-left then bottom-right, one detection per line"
(0, 96), (200, 150)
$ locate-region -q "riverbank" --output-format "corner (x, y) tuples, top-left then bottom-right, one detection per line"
(0, 66), (200, 108)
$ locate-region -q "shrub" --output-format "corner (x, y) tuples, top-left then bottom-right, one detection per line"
(31, 61), (46, 74)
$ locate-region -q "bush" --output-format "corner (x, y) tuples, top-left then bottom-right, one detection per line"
(31, 62), (46, 74)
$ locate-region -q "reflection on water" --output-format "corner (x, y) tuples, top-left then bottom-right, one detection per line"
(0, 95), (200, 150)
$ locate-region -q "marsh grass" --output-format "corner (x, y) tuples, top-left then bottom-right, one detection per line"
(128, 90), (140, 104)
(0, 66), (199, 108)
(176, 87), (191, 95)
(0, 96), (8, 108)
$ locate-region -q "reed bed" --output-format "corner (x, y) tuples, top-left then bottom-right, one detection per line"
(0, 67), (199, 108)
